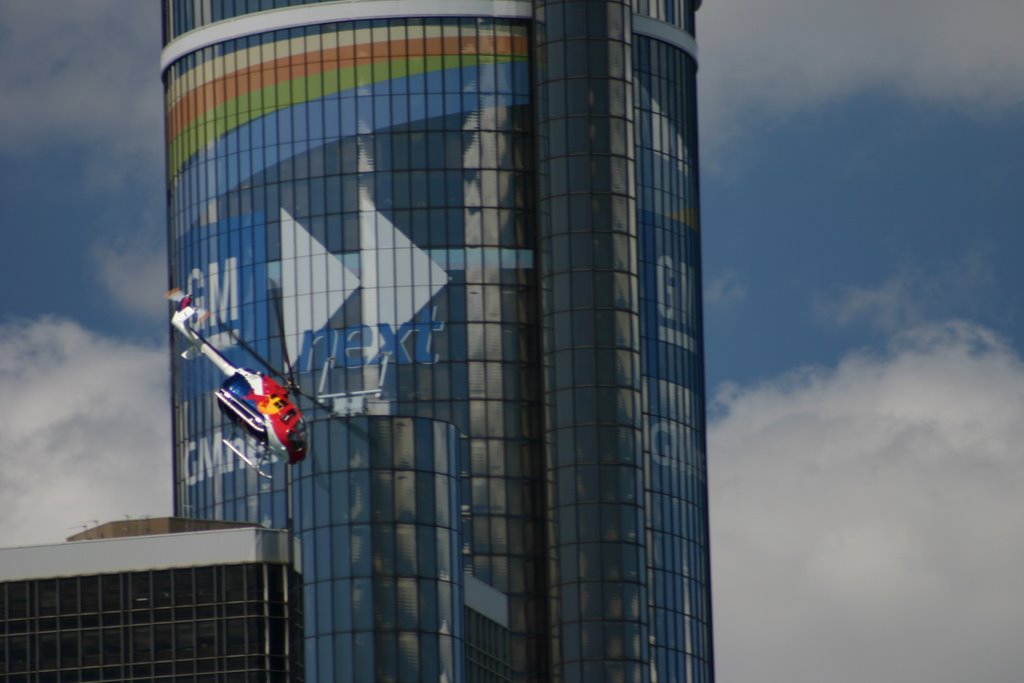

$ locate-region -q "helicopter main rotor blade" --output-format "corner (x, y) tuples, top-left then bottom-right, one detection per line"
(265, 282), (360, 423)
(267, 280), (298, 386)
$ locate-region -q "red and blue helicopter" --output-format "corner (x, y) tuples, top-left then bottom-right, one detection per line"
(168, 289), (308, 476)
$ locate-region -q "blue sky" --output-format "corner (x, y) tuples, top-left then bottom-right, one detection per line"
(1, 2), (1023, 682)
(703, 95), (1024, 385)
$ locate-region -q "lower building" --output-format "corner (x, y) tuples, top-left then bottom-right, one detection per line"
(0, 523), (302, 682)
(465, 575), (512, 683)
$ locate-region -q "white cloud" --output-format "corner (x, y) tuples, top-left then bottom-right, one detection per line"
(705, 269), (747, 306)
(816, 272), (926, 332)
(814, 253), (995, 332)
(0, 2), (163, 171)
(92, 236), (169, 322)
(698, 0), (1024, 151)
(0, 318), (171, 548)
(709, 320), (1024, 683)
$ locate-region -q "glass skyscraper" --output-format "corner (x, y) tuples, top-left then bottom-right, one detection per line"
(161, 1), (711, 681)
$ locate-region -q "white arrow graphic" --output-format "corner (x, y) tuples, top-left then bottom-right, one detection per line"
(358, 186), (449, 362)
(279, 207), (360, 363)
(278, 195), (449, 365)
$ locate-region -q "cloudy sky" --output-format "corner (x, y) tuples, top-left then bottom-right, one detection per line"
(1, 1), (1022, 681)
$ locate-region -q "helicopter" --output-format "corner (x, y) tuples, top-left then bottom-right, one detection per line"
(168, 289), (308, 476)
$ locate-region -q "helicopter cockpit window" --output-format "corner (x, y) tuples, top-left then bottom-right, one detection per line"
(223, 374), (250, 397)
(281, 409), (297, 424)
(288, 422), (307, 447)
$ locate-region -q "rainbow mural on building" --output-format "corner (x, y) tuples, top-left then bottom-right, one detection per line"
(166, 24), (530, 179)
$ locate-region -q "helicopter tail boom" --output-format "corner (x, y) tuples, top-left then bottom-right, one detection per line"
(170, 298), (237, 377)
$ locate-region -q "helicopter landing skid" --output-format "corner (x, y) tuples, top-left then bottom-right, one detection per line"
(222, 438), (272, 479)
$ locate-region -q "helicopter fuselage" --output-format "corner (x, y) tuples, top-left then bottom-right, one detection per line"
(215, 369), (307, 464)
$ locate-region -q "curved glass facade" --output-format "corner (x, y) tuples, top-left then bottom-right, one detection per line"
(163, 2), (711, 682)
(635, 35), (712, 683)
(631, 0), (699, 33)
(164, 0), (366, 42)
(533, 2), (646, 681)
(295, 416), (465, 681)
(165, 14), (540, 681)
